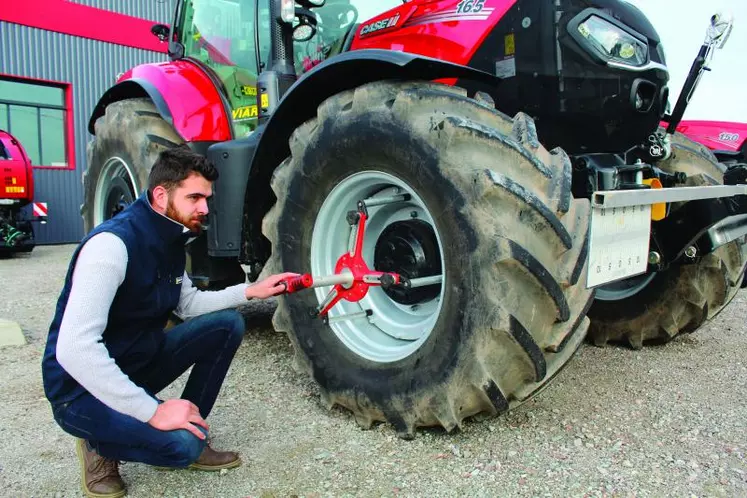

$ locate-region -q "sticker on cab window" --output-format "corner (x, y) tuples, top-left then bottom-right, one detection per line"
(232, 105), (258, 121)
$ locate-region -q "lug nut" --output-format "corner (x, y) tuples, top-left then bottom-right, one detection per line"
(648, 251), (661, 265)
(380, 274), (395, 288)
(685, 246), (698, 258)
(346, 211), (360, 225)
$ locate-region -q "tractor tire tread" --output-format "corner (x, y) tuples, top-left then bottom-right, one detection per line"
(82, 98), (182, 232)
(263, 81), (593, 437)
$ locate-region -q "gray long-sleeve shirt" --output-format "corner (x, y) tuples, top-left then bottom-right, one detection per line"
(55, 232), (248, 423)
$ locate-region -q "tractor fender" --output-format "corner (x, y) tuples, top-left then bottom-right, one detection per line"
(88, 60), (232, 142)
(242, 49), (498, 268)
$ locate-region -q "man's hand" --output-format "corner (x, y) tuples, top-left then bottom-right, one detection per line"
(246, 272), (300, 300)
(148, 399), (209, 439)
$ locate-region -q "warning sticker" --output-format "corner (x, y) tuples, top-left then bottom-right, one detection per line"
(505, 33), (515, 56)
(240, 86), (257, 96)
(33, 202), (48, 217)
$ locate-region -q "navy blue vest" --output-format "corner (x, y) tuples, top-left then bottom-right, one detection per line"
(42, 192), (189, 406)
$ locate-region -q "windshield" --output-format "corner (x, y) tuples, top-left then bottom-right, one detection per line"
(180, 0), (404, 137)
(351, 1), (405, 21)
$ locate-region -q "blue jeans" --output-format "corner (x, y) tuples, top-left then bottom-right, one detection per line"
(51, 309), (245, 467)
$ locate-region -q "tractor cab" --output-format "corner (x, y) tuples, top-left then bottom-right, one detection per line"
(162, 0), (400, 137)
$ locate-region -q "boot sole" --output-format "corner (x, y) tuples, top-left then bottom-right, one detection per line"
(76, 440), (127, 498)
(154, 457), (242, 472)
(188, 458), (242, 471)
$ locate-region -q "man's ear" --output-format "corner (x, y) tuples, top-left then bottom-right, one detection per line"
(151, 185), (169, 213)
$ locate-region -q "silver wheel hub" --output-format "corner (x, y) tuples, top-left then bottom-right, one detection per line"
(310, 171), (445, 363)
(94, 157), (138, 226)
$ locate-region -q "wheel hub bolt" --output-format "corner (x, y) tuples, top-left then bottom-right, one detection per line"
(346, 211), (360, 225)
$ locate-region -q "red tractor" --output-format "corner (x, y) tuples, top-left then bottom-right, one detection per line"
(676, 120), (747, 167)
(0, 129), (44, 254)
(84, 1), (747, 437)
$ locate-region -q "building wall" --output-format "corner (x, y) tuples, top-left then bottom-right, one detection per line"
(0, 4), (169, 244)
(70, 0), (171, 23)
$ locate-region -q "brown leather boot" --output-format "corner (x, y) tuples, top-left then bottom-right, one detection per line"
(188, 444), (242, 471)
(75, 439), (126, 498)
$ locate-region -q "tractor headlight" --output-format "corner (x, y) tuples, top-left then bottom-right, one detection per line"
(575, 15), (648, 67)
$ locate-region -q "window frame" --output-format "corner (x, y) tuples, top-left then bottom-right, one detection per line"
(0, 74), (76, 170)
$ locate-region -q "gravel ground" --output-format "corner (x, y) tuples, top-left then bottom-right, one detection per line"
(1, 245), (746, 497)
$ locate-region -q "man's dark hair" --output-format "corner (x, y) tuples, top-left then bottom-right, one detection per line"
(148, 144), (219, 193)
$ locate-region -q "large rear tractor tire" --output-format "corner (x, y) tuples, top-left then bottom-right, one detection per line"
(83, 98), (193, 328)
(82, 99), (245, 289)
(262, 81), (594, 438)
(587, 133), (747, 349)
(82, 98), (183, 233)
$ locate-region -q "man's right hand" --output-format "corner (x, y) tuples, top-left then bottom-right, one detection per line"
(246, 272), (301, 299)
(147, 399), (209, 439)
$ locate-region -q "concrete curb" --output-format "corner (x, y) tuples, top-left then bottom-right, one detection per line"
(0, 319), (26, 347)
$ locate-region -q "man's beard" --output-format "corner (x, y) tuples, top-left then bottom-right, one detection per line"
(166, 199), (205, 233)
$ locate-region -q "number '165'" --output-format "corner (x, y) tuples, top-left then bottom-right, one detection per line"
(457, 0), (485, 13)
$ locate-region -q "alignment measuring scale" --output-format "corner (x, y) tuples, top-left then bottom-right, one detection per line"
(587, 203), (652, 288)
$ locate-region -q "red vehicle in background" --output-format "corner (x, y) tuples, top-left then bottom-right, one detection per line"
(676, 120), (747, 166)
(0, 129), (46, 254)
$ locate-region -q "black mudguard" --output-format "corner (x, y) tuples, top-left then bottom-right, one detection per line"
(240, 49), (498, 274)
(88, 78), (173, 134)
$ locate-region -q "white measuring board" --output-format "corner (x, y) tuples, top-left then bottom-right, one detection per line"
(587, 203), (652, 288)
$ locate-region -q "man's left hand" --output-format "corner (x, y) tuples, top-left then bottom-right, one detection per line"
(246, 272), (300, 300)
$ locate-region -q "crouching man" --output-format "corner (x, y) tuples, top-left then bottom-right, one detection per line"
(41, 145), (297, 497)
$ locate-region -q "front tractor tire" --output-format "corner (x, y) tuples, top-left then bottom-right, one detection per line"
(82, 98), (183, 232)
(263, 81), (594, 437)
(588, 133), (747, 349)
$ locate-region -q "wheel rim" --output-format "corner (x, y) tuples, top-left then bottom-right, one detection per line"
(595, 272), (656, 301)
(94, 157), (138, 226)
(310, 171), (445, 363)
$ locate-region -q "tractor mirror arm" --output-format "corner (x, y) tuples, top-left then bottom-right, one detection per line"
(705, 12), (734, 49)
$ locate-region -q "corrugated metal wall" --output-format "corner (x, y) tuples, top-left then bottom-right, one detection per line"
(70, 0), (172, 24)
(0, 18), (169, 244)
